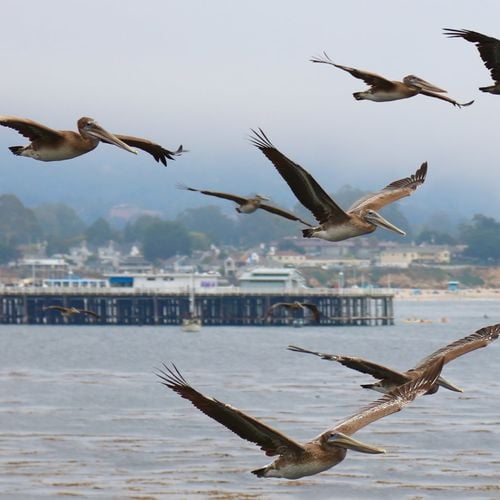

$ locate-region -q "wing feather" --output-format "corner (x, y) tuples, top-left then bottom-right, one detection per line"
(349, 162), (428, 212)
(250, 129), (349, 225)
(0, 116), (64, 142)
(177, 184), (248, 205)
(326, 358), (444, 437)
(414, 324), (500, 369)
(258, 202), (314, 227)
(157, 364), (304, 457)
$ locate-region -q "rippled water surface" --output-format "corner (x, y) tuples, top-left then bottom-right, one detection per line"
(1, 299), (499, 499)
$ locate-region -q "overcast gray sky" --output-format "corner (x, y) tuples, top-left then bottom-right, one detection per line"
(1, 0), (499, 222)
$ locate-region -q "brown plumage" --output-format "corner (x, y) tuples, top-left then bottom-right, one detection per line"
(251, 128), (427, 242)
(178, 184), (313, 226)
(311, 52), (474, 107)
(444, 28), (500, 93)
(157, 358), (443, 479)
(288, 324), (500, 395)
(265, 301), (320, 322)
(43, 305), (100, 319)
(0, 116), (184, 165)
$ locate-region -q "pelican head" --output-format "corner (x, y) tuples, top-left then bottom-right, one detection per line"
(255, 195), (271, 201)
(364, 209), (406, 236)
(326, 432), (385, 454)
(77, 117), (138, 154)
(403, 75), (446, 93)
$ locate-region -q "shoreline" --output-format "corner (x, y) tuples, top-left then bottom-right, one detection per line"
(393, 288), (500, 300)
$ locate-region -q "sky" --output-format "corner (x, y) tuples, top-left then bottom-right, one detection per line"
(1, 0), (499, 225)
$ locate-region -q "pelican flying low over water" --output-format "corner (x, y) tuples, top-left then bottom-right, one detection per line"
(178, 184), (313, 226)
(311, 52), (474, 107)
(251, 129), (427, 242)
(444, 28), (500, 94)
(43, 305), (100, 319)
(0, 116), (184, 165)
(288, 323), (500, 395)
(157, 359), (443, 479)
(265, 301), (320, 322)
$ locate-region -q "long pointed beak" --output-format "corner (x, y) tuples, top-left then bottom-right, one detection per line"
(86, 123), (138, 155)
(366, 211), (406, 236)
(404, 75), (447, 93)
(328, 432), (385, 454)
(436, 375), (463, 393)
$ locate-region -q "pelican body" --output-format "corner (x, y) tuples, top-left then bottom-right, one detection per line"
(157, 359), (443, 479)
(43, 305), (100, 319)
(265, 301), (320, 322)
(311, 52), (473, 107)
(289, 324), (500, 395)
(444, 28), (500, 94)
(251, 128), (427, 242)
(178, 184), (313, 226)
(0, 116), (184, 165)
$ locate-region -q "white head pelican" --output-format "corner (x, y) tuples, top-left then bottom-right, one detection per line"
(44, 305), (100, 319)
(251, 129), (427, 242)
(444, 28), (500, 94)
(0, 116), (184, 165)
(177, 184), (313, 226)
(288, 324), (500, 395)
(311, 52), (474, 107)
(157, 358), (443, 479)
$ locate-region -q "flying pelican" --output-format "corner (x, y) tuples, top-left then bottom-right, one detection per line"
(250, 128), (427, 242)
(157, 358), (443, 479)
(288, 323), (500, 395)
(443, 28), (500, 94)
(310, 52), (474, 107)
(43, 305), (100, 319)
(0, 116), (184, 165)
(265, 301), (320, 322)
(177, 184), (313, 226)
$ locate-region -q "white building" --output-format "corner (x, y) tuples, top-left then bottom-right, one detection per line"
(238, 267), (307, 290)
(107, 272), (220, 291)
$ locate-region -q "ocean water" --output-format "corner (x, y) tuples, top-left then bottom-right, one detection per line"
(0, 299), (499, 499)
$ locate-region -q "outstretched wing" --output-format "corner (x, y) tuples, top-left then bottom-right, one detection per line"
(300, 303), (321, 322)
(348, 162), (428, 212)
(0, 116), (64, 143)
(101, 134), (184, 166)
(416, 89), (474, 108)
(325, 358), (443, 437)
(287, 346), (408, 383)
(157, 364), (304, 457)
(178, 184), (249, 205)
(310, 53), (395, 90)
(80, 309), (100, 319)
(43, 305), (68, 313)
(444, 28), (500, 84)
(414, 324), (500, 369)
(258, 202), (314, 227)
(250, 128), (349, 225)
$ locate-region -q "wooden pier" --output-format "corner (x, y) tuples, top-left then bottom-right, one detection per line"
(0, 287), (394, 326)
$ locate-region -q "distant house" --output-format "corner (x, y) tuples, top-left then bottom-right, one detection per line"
(377, 245), (451, 268)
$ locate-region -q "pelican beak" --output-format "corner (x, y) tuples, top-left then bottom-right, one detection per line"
(328, 432), (385, 454)
(85, 122), (138, 155)
(365, 211), (406, 236)
(256, 195), (271, 201)
(404, 75), (447, 93)
(436, 375), (463, 393)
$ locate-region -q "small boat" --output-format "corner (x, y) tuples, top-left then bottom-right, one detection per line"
(181, 274), (202, 332)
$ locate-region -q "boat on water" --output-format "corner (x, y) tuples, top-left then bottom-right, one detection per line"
(181, 274), (202, 332)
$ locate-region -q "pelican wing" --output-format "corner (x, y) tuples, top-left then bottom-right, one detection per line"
(416, 89), (474, 108)
(178, 184), (249, 205)
(80, 309), (100, 319)
(414, 324), (500, 369)
(43, 305), (68, 313)
(287, 346), (408, 382)
(258, 202), (314, 227)
(325, 358), (443, 437)
(265, 302), (290, 318)
(250, 129), (349, 225)
(0, 116), (64, 142)
(101, 134), (183, 165)
(157, 364), (304, 457)
(444, 28), (500, 83)
(310, 53), (395, 90)
(348, 162), (428, 212)
(300, 303), (321, 322)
